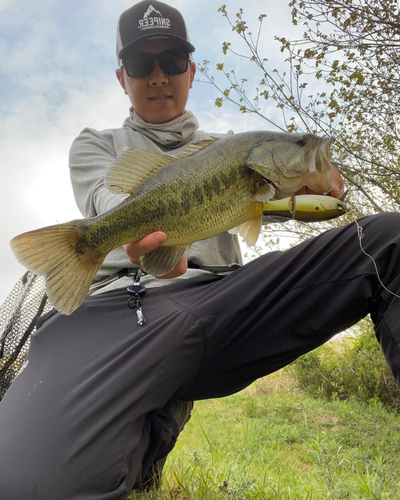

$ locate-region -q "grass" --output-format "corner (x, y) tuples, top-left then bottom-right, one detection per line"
(129, 371), (400, 499)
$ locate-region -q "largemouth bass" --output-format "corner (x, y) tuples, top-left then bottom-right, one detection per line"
(10, 131), (332, 315)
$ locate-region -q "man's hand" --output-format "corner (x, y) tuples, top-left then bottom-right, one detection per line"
(123, 232), (188, 279)
(295, 164), (345, 199)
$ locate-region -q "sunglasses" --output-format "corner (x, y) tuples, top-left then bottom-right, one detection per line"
(122, 50), (190, 79)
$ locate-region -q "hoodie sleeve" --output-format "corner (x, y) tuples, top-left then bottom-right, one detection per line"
(69, 127), (127, 218)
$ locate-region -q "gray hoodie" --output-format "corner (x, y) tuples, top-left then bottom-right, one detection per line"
(69, 109), (243, 293)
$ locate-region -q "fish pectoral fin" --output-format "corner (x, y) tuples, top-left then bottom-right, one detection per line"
(10, 222), (105, 315)
(228, 216), (262, 247)
(139, 245), (188, 277)
(254, 182), (275, 203)
(105, 149), (176, 194)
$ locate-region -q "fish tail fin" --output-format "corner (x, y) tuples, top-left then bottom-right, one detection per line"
(10, 221), (105, 315)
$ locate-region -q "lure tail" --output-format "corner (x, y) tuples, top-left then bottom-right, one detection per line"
(10, 221), (105, 315)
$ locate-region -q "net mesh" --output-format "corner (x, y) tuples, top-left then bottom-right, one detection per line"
(0, 272), (52, 400)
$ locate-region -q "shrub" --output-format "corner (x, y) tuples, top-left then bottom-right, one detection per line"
(290, 318), (400, 411)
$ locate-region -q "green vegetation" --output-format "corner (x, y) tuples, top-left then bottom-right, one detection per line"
(291, 320), (400, 412)
(130, 367), (400, 500)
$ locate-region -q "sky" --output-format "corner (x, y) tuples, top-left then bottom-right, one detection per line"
(0, 0), (303, 303)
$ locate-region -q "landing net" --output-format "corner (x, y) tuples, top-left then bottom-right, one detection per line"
(0, 272), (52, 400)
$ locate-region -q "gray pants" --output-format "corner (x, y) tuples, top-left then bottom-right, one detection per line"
(1, 214), (400, 499)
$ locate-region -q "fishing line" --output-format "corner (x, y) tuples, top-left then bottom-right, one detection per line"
(355, 219), (400, 300)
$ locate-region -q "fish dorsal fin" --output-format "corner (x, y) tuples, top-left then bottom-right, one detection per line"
(228, 216), (262, 246)
(105, 149), (176, 194)
(175, 138), (220, 159)
(139, 245), (187, 277)
(105, 139), (219, 194)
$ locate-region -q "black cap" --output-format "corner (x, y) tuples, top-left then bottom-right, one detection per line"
(116, 1), (195, 63)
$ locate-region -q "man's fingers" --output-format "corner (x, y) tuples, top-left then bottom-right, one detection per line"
(294, 164), (345, 199)
(123, 232), (167, 264)
(131, 231), (166, 255)
(122, 232), (188, 278)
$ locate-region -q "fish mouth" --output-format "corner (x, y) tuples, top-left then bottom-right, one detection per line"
(305, 136), (332, 172)
(319, 137), (331, 168)
(303, 137), (332, 194)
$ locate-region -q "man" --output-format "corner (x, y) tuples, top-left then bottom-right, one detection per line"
(1, 1), (400, 499)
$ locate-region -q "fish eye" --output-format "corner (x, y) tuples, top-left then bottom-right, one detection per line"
(296, 139), (306, 147)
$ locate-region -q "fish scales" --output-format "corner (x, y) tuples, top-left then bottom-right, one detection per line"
(83, 135), (256, 251)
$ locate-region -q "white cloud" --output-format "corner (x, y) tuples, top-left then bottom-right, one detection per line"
(0, 80), (130, 301)
(0, 0), (12, 11)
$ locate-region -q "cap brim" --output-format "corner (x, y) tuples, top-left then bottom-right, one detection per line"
(118, 34), (195, 60)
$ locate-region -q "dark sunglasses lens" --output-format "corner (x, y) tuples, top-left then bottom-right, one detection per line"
(159, 52), (189, 75)
(124, 51), (189, 78)
(124, 55), (153, 78)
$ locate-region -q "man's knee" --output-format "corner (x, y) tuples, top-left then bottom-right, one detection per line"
(356, 213), (400, 251)
(360, 212), (400, 233)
